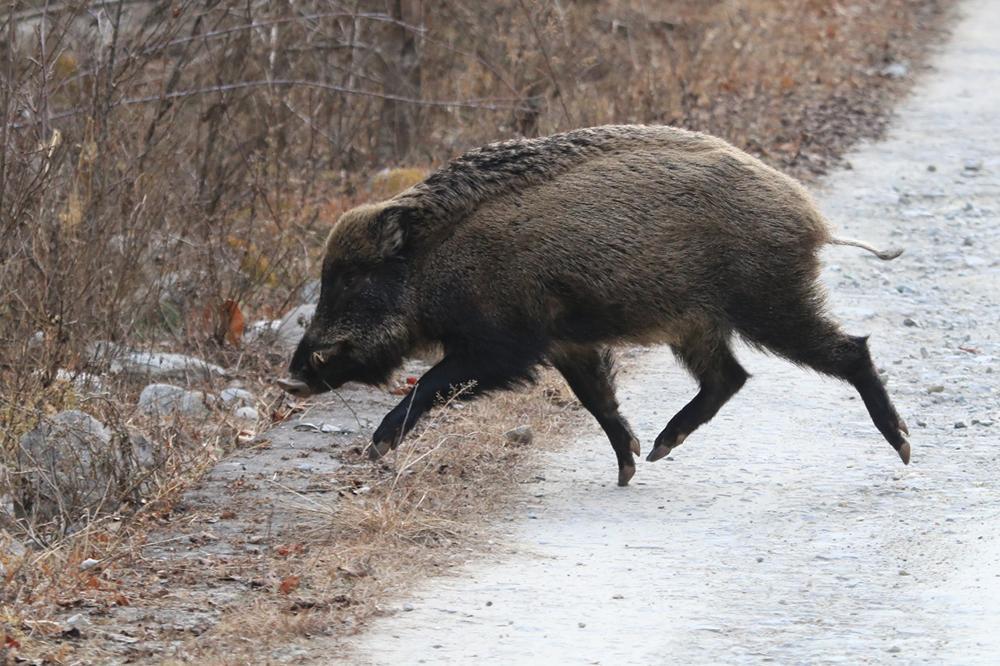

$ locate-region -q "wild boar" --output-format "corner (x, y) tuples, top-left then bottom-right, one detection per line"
(278, 125), (909, 487)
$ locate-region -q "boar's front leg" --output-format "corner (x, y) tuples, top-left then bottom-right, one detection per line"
(550, 345), (640, 487)
(369, 345), (542, 459)
(647, 331), (749, 463)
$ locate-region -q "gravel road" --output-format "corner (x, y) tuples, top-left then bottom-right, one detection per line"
(349, 2), (1000, 663)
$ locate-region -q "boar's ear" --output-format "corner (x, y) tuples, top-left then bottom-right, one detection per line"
(369, 206), (412, 258)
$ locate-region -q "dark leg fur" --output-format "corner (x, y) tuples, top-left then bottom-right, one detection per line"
(738, 298), (910, 464)
(550, 345), (639, 486)
(370, 342), (542, 458)
(647, 334), (749, 462)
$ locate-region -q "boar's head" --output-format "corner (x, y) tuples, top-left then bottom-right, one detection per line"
(279, 203), (415, 397)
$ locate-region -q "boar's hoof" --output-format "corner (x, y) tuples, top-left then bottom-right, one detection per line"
(897, 437), (911, 465)
(646, 444), (673, 463)
(618, 464), (636, 487)
(898, 418), (910, 436)
(367, 438), (394, 460)
(629, 438), (641, 456)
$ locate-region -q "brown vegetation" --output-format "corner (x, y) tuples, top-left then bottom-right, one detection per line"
(1, 0), (952, 661)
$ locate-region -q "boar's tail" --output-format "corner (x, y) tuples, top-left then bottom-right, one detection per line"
(827, 236), (904, 261)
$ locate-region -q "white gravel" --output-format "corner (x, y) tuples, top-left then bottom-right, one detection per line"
(349, 2), (1000, 663)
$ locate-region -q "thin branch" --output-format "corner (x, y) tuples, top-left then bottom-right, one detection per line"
(516, 0), (573, 127)
(9, 78), (527, 129)
(142, 11), (426, 54)
(9, 0), (151, 24)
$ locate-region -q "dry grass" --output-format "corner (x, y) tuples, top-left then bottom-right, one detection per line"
(8, 372), (574, 663)
(210, 376), (570, 656)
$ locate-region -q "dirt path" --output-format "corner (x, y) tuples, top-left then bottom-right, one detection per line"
(348, 2), (1000, 663)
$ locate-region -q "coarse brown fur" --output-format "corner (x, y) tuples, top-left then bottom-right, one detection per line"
(283, 125), (910, 486)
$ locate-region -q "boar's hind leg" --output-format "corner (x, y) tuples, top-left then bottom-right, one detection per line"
(741, 305), (910, 464)
(551, 346), (640, 487)
(647, 333), (749, 463)
(369, 347), (542, 459)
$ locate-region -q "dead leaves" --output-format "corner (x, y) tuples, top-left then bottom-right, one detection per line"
(202, 298), (245, 348)
(278, 575), (300, 595)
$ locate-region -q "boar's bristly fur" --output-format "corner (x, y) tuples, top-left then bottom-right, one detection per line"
(285, 125), (911, 486)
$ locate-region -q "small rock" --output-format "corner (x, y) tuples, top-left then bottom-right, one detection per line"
(887, 646), (901, 654)
(55, 369), (105, 395)
(244, 319), (281, 343)
(64, 613), (90, 632)
(963, 159), (983, 172)
(926, 385), (945, 394)
(273, 305), (317, 353)
(954, 421), (967, 429)
(504, 425), (533, 445)
(1, 529), (27, 560)
(926, 164), (936, 172)
(138, 383), (214, 417)
(233, 406), (259, 422)
(219, 387), (255, 407)
(127, 430), (156, 469)
(320, 423), (354, 434)
(880, 62), (908, 79)
(92, 342), (226, 381)
(79, 558), (101, 571)
(403, 603), (415, 612)
(578, 622), (586, 628)
(299, 279), (322, 304)
(972, 418), (993, 427)
(756, 556), (764, 563)
(17, 411), (115, 525)
(902, 317), (919, 327)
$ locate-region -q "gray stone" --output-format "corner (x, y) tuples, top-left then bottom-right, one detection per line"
(219, 387), (255, 407)
(244, 305), (315, 352)
(138, 383), (214, 417)
(321, 423), (354, 434)
(15, 410), (149, 527)
(244, 319), (281, 343)
(91, 341), (226, 381)
(233, 406), (259, 422)
(299, 279), (322, 304)
(0, 529), (27, 560)
(880, 62), (909, 79)
(55, 369), (105, 395)
(274, 305), (316, 352)
(115, 351), (226, 381)
(504, 425), (533, 445)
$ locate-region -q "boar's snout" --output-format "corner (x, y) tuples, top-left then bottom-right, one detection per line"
(283, 335), (353, 396)
(277, 377), (312, 397)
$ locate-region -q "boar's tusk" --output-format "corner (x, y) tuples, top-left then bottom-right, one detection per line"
(277, 378), (312, 396)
